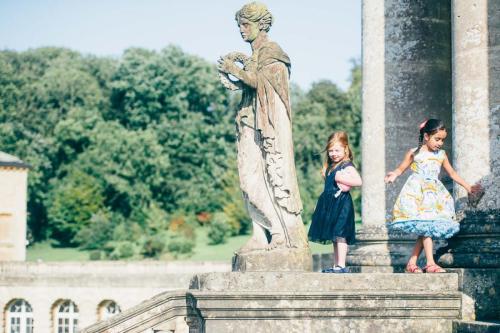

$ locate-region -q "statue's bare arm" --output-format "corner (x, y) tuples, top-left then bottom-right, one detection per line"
(217, 57), (257, 88)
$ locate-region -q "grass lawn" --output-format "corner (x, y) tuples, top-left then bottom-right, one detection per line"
(27, 241), (91, 262)
(27, 221), (360, 262)
(188, 227), (340, 261)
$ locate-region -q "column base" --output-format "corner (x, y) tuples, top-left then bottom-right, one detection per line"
(436, 210), (500, 320)
(346, 224), (446, 272)
(436, 210), (500, 268)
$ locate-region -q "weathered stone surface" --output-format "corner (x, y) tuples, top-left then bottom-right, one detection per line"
(383, 0), (453, 219)
(0, 261), (230, 287)
(82, 272), (464, 332)
(447, 268), (500, 321)
(343, 225), (447, 272)
(361, 0), (386, 226)
(190, 272), (459, 292)
(231, 247), (312, 272)
(186, 272), (462, 332)
(433, 0), (500, 324)
(189, 291), (461, 319)
(358, 0), (453, 272)
(218, 2), (309, 258)
(451, 0), (499, 212)
(453, 320), (500, 333)
(436, 210), (499, 268)
(81, 291), (189, 333)
(346, 225), (418, 270)
(202, 318), (453, 333)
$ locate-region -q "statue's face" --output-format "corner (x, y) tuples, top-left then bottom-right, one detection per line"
(238, 17), (259, 42)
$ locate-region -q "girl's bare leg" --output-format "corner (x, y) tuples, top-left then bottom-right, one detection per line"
(333, 242), (338, 267)
(336, 239), (348, 267)
(408, 236), (424, 265)
(422, 236), (435, 266)
(421, 236), (446, 272)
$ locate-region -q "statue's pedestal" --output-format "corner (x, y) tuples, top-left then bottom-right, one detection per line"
(232, 248), (312, 272)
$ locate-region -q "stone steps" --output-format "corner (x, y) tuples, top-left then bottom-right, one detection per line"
(82, 272), (466, 333)
(188, 290), (462, 318)
(190, 272), (459, 292)
(453, 320), (500, 333)
(187, 272), (464, 332)
(80, 290), (189, 333)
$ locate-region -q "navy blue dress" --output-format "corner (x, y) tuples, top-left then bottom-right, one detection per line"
(308, 161), (356, 245)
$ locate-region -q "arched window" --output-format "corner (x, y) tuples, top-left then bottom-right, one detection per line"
(54, 300), (78, 333)
(6, 299), (34, 333)
(98, 300), (121, 321)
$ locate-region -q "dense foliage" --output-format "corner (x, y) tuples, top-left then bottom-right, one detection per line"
(0, 46), (361, 259)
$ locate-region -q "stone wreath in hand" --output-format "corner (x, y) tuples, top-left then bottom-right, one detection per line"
(218, 52), (250, 91)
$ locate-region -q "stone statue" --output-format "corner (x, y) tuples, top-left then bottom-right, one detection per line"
(217, 2), (309, 263)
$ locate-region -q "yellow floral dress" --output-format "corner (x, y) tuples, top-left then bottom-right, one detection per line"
(388, 149), (459, 239)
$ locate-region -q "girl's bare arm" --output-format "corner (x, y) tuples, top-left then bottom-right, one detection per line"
(385, 149), (414, 183)
(442, 153), (472, 193)
(335, 166), (362, 187)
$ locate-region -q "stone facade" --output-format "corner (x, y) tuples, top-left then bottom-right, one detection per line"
(0, 152), (29, 262)
(0, 261), (230, 333)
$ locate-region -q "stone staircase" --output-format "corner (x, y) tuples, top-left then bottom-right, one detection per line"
(82, 272), (467, 333)
(80, 290), (189, 333)
(453, 320), (500, 333)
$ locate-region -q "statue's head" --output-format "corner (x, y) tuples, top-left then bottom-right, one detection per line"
(235, 2), (273, 42)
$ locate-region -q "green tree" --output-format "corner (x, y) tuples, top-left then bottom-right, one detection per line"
(108, 46), (228, 129)
(0, 46), (362, 258)
(46, 170), (105, 246)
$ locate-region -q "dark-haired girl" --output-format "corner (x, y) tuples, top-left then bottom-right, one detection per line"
(385, 119), (482, 273)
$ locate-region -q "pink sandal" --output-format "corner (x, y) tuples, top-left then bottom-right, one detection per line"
(423, 264), (446, 273)
(405, 263), (423, 273)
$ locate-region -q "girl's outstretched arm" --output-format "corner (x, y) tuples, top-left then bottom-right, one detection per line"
(385, 149), (414, 183)
(442, 152), (472, 193)
(335, 166), (362, 187)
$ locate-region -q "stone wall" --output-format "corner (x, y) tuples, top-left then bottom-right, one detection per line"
(0, 261), (230, 333)
(0, 167), (28, 261)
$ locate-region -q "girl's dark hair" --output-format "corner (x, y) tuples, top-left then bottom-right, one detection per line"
(414, 118), (446, 155)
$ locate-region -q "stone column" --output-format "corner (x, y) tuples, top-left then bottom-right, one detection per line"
(436, 0), (500, 320)
(348, 0), (452, 271)
(361, 0), (386, 227)
(384, 0), (453, 210)
(450, 0), (498, 211)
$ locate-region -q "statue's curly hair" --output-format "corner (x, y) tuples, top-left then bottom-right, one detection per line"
(235, 2), (273, 32)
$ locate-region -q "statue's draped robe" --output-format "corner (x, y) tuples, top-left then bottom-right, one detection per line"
(237, 40), (305, 247)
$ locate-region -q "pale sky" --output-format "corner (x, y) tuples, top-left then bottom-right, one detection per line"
(0, 0), (361, 90)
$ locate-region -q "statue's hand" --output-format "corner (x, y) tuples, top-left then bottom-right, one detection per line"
(217, 52), (250, 91)
(217, 57), (239, 76)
